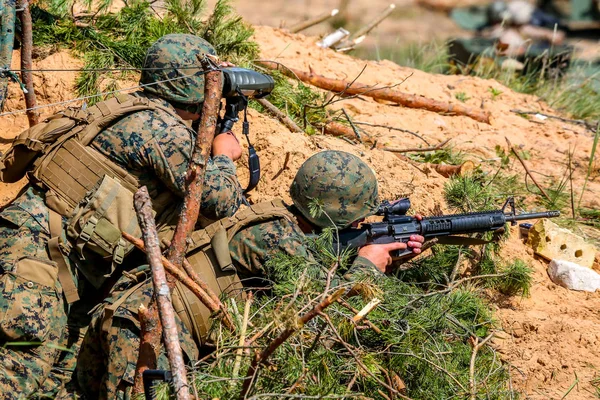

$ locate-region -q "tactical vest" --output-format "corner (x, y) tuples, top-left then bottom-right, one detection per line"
(173, 199), (295, 345)
(102, 199), (296, 347)
(0, 94), (183, 302)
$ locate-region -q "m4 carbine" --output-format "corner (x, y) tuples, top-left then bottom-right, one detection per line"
(217, 67), (275, 194)
(335, 197), (560, 259)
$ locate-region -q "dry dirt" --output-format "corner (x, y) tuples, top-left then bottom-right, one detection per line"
(1, 24), (599, 399)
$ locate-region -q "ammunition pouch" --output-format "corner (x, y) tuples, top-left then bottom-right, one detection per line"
(66, 175), (143, 271)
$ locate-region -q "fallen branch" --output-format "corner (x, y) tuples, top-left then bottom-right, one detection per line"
(323, 121), (374, 145)
(469, 333), (495, 400)
(166, 59), (223, 273)
(256, 98), (303, 133)
(0, 0), (17, 112)
(133, 303), (162, 395)
(351, 297), (382, 323)
(511, 109), (597, 133)
(133, 186), (190, 399)
(232, 292), (253, 383)
(505, 137), (552, 203)
(352, 121), (430, 145)
(382, 138), (451, 154)
(289, 9), (339, 33)
(122, 232), (236, 331)
(338, 298), (382, 334)
(271, 152), (291, 181)
(17, 0), (39, 126)
(259, 61), (491, 124)
(238, 288), (345, 399)
(432, 161), (477, 177)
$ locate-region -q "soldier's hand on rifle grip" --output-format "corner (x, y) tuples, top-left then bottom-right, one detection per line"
(212, 131), (242, 161)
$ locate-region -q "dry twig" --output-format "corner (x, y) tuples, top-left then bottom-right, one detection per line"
(122, 232), (235, 330)
(505, 137), (552, 203)
(469, 333), (495, 400)
(16, 0), (39, 126)
(352, 121), (430, 145)
(338, 298), (382, 334)
(271, 152), (291, 181)
(511, 109), (597, 133)
(166, 60), (223, 273)
(289, 9), (339, 33)
(238, 288), (346, 399)
(383, 138), (451, 154)
(232, 292), (254, 383)
(259, 61), (491, 124)
(256, 98), (303, 133)
(321, 312), (413, 400)
(133, 187), (190, 399)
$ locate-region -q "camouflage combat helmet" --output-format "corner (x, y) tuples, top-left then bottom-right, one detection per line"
(140, 34), (217, 110)
(290, 150), (379, 228)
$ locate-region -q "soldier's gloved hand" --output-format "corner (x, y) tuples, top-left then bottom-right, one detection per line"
(212, 131), (242, 161)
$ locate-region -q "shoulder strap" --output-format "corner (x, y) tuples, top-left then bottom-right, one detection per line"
(187, 199), (295, 252)
(75, 94), (186, 146)
(47, 209), (80, 304)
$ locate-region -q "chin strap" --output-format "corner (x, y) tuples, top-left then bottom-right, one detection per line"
(241, 97), (260, 194)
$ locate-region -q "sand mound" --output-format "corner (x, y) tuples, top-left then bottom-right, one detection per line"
(0, 26), (598, 398)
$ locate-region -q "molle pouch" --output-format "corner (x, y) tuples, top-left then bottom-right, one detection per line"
(0, 116), (78, 184)
(66, 175), (143, 271)
(0, 257), (64, 342)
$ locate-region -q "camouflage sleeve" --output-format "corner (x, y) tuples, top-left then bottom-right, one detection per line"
(141, 119), (244, 214)
(96, 110), (244, 220)
(230, 218), (313, 277)
(342, 256), (383, 281)
(229, 218), (382, 285)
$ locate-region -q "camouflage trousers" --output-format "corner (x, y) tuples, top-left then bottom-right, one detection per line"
(76, 265), (199, 400)
(0, 187), (93, 399)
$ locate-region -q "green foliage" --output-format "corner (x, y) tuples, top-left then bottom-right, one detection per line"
(407, 147), (465, 165)
(497, 259), (532, 297)
(467, 57), (600, 121)
(32, 0), (258, 103)
(579, 208), (600, 229)
(250, 70), (328, 132)
(578, 124), (600, 210)
(352, 40), (450, 74)
(171, 230), (520, 399)
(455, 91), (470, 102)
(444, 173), (495, 212)
(489, 86), (503, 100)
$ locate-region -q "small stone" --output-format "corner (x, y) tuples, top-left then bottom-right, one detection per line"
(548, 259), (600, 292)
(527, 219), (597, 268)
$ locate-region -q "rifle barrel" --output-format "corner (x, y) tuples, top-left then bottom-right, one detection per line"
(506, 211), (560, 222)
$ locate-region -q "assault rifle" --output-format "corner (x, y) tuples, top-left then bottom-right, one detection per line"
(335, 197), (560, 259)
(216, 67), (275, 194)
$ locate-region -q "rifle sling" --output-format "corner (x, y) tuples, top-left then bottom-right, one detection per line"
(48, 209), (80, 304)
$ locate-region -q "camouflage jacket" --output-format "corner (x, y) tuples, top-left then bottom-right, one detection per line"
(91, 91), (243, 221)
(229, 204), (379, 282)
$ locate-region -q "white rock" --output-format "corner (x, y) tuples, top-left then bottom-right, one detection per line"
(547, 259), (600, 292)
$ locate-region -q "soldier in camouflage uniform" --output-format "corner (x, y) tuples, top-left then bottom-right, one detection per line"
(0, 34), (244, 398)
(74, 150), (425, 399)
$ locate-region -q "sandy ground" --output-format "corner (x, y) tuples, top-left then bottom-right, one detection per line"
(1, 24), (599, 399)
